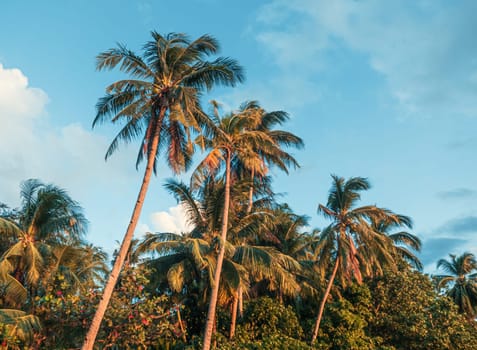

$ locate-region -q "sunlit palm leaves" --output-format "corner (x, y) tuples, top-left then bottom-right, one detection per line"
(93, 32), (244, 173)
(311, 175), (406, 343)
(0, 179), (87, 295)
(84, 32), (244, 349)
(371, 215), (422, 271)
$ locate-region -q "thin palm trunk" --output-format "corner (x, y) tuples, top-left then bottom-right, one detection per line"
(229, 282), (243, 340)
(311, 255), (340, 344)
(202, 150), (231, 350)
(246, 168), (255, 214)
(238, 286), (243, 316)
(229, 168), (254, 337)
(229, 296), (238, 339)
(82, 107), (165, 350)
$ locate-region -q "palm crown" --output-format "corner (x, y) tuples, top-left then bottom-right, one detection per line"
(312, 175), (412, 343)
(93, 32), (244, 173)
(435, 252), (477, 319)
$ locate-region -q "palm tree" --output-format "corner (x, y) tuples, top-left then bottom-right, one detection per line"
(0, 179), (87, 307)
(192, 105), (283, 350)
(311, 175), (403, 344)
(140, 178), (296, 340)
(83, 32), (244, 349)
(232, 101), (303, 213)
(435, 252), (477, 319)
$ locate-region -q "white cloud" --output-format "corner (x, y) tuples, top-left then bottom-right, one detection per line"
(254, 0), (477, 118)
(0, 63), (48, 119)
(0, 64), (139, 198)
(150, 204), (192, 234)
(0, 64), (49, 202)
(0, 64), (141, 252)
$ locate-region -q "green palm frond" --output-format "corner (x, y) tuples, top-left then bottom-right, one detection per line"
(164, 179), (205, 227)
(95, 31), (244, 168)
(0, 309), (41, 345)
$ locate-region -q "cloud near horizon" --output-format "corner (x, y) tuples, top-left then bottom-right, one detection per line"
(150, 204), (193, 234)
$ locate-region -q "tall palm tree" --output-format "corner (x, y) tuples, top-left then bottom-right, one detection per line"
(226, 102), (303, 334)
(435, 252), (477, 319)
(0, 179), (87, 307)
(232, 101), (303, 213)
(311, 175), (403, 344)
(83, 32), (244, 349)
(193, 105), (281, 350)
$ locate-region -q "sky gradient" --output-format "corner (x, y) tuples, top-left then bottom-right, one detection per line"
(1, 0), (476, 272)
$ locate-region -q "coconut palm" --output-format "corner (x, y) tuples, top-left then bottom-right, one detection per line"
(140, 178), (297, 340)
(231, 101), (303, 213)
(311, 175), (403, 344)
(138, 231), (249, 327)
(435, 252), (477, 319)
(0, 179), (87, 307)
(226, 102), (303, 334)
(83, 32), (243, 349)
(192, 106), (289, 349)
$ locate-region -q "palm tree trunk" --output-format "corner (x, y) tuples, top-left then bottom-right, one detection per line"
(202, 150), (232, 350)
(246, 168), (254, 214)
(238, 286), (243, 317)
(311, 256), (340, 345)
(229, 295), (238, 339)
(233, 168), (254, 332)
(81, 107), (165, 350)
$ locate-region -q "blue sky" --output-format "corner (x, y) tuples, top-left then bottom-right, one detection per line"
(1, 0), (476, 271)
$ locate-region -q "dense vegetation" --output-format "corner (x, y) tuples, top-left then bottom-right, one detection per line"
(0, 31), (476, 349)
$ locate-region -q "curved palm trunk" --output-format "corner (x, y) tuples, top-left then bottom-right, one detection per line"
(203, 150), (231, 350)
(311, 255), (340, 345)
(81, 107), (165, 350)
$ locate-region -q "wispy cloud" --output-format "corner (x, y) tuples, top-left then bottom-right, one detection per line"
(436, 216), (477, 235)
(437, 188), (477, 200)
(446, 137), (477, 150)
(253, 0), (477, 118)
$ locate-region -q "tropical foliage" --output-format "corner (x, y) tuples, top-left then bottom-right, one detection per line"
(0, 29), (475, 350)
(83, 31), (244, 349)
